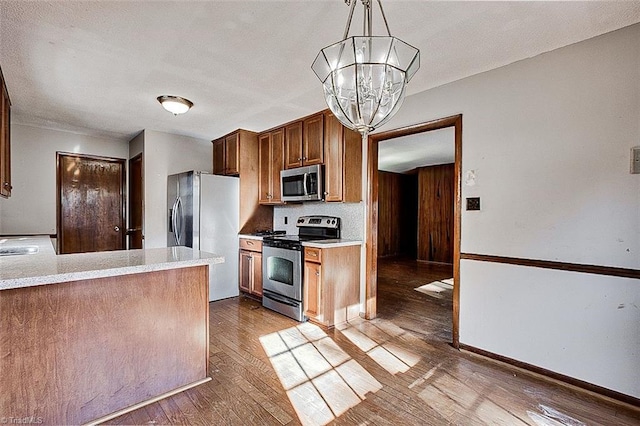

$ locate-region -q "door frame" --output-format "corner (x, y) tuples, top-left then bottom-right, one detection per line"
(365, 114), (463, 348)
(128, 153), (143, 249)
(56, 152), (126, 254)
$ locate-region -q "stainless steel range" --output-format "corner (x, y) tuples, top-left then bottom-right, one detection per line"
(262, 215), (341, 321)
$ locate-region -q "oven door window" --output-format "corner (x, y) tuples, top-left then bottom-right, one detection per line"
(282, 175), (304, 197)
(267, 256), (294, 286)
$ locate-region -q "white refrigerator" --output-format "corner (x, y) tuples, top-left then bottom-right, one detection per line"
(167, 171), (239, 302)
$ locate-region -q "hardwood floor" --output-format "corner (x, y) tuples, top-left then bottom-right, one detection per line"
(377, 256), (453, 343)
(107, 274), (640, 425)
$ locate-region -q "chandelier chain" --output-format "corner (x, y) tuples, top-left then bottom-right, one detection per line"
(342, 0), (391, 39)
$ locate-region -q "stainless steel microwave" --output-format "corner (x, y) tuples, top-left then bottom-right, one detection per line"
(281, 164), (323, 202)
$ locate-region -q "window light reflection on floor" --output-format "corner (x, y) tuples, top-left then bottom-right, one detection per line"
(337, 318), (421, 375)
(259, 322), (382, 426)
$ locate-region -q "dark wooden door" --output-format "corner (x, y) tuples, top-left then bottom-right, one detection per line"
(128, 153), (143, 249)
(0, 68), (11, 198)
(57, 152), (126, 254)
(417, 163), (455, 263)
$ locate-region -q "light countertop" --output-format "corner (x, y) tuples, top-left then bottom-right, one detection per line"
(238, 234), (263, 241)
(302, 239), (363, 249)
(0, 236), (224, 291)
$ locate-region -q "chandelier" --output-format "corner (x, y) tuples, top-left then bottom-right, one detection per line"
(312, 0), (420, 135)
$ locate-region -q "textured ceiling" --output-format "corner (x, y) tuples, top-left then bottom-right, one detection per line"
(1, 1), (639, 142)
(379, 127), (455, 173)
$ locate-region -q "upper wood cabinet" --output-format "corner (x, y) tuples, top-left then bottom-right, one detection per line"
(284, 121), (303, 169)
(323, 111), (362, 203)
(284, 113), (324, 169)
(258, 128), (284, 205)
(0, 67), (11, 198)
(212, 131), (241, 176)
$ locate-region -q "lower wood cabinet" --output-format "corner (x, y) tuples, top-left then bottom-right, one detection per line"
(239, 238), (263, 298)
(303, 245), (360, 327)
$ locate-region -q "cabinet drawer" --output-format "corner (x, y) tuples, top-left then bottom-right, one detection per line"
(304, 247), (322, 263)
(239, 238), (262, 252)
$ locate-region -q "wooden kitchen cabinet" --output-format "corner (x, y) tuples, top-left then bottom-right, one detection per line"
(303, 245), (360, 327)
(211, 130), (243, 176)
(239, 238), (263, 298)
(0, 67), (11, 198)
(324, 111), (362, 202)
(304, 261), (321, 318)
(258, 128), (284, 204)
(284, 113), (324, 169)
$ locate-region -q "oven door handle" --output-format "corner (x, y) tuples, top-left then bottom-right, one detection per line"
(264, 291), (299, 307)
(303, 172), (309, 197)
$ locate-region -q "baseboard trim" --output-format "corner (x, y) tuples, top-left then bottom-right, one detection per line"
(84, 377), (212, 425)
(460, 253), (640, 280)
(459, 343), (640, 409)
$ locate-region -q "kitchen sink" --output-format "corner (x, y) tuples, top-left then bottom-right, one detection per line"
(0, 246), (39, 256)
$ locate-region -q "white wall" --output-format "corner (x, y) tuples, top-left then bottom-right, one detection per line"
(373, 24), (640, 398)
(142, 130), (211, 248)
(0, 125), (128, 235)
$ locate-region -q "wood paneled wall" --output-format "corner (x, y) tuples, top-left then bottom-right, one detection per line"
(377, 171), (418, 258)
(418, 163), (454, 264)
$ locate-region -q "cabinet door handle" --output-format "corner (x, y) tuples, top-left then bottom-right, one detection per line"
(316, 271), (320, 276)
(247, 240), (254, 246)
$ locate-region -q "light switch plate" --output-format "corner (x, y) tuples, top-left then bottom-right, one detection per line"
(632, 146), (640, 174)
(466, 197), (480, 211)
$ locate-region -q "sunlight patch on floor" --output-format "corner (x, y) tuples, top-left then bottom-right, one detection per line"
(260, 322), (382, 426)
(414, 278), (454, 299)
(416, 370), (529, 425)
(337, 318), (421, 375)
(527, 404), (586, 426)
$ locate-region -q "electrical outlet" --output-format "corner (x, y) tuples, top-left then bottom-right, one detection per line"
(632, 146), (640, 174)
(466, 197), (480, 211)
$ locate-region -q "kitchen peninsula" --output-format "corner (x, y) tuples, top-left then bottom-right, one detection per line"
(0, 236), (222, 425)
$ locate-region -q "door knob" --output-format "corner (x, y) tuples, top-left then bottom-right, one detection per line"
(114, 226), (120, 232)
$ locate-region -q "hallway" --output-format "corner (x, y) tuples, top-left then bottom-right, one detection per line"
(377, 257), (453, 343)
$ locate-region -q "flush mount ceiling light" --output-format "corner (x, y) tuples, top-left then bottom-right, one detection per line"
(312, 0), (420, 136)
(157, 95), (193, 115)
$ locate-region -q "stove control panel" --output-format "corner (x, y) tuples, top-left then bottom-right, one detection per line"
(296, 215), (340, 229)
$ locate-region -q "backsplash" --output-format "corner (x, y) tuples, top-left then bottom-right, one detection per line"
(273, 202), (364, 240)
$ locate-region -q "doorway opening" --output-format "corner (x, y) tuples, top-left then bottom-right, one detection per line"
(365, 115), (462, 348)
(376, 127), (455, 342)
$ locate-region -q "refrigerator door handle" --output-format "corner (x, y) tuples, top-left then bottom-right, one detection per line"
(175, 196), (183, 245)
(169, 198), (178, 233)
